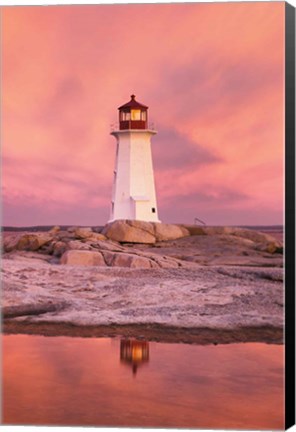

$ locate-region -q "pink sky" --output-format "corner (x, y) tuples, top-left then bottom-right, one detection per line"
(2, 2), (285, 226)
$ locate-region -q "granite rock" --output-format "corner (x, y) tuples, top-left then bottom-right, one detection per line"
(60, 250), (106, 266)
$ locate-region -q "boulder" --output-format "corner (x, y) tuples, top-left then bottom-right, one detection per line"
(2, 233), (22, 252)
(74, 227), (93, 239)
(67, 240), (92, 251)
(56, 231), (75, 241)
(102, 220), (156, 244)
(100, 250), (152, 268)
(88, 233), (107, 242)
(154, 223), (189, 241)
(60, 250), (106, 266)
(110, 252), (153, 268)
(102, 220), (190, 244)
(100, 249), (184, 269)
(16, 233), (53, 251)
(255, 242), (283, 254)
(49, 225), (61, 234)
(89, 240), (125, 252)
(126, 220), (155, 235)
(53, 241), (67, 257)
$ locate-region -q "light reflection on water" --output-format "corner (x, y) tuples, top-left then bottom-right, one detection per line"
(120, 339), (150, 376)
(2, 334), (284, 429)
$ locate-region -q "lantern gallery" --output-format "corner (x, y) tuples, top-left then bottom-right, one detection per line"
(109, 95), (160, 223)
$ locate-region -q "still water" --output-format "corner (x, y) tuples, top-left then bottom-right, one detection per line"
(2, 334), (284, 429)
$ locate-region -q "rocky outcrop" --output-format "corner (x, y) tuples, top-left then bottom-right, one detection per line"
(60, 250), (106, 266)
(67, 240), (92, 251)
(73, 227), (107, 241)
(102, 220), (190, 243)
(153, 223), (189, 241)
(102, 220), (156, 244)
(255, 242), (283, 254)
(2, 258), (284, 339)
(217, 227), (280, 245)
(60, 246), (184, 269)
(73, 227), (93, 238)
(184, 225), (281, 243)
(52, 241), (67, 257)
(2, 232), (53, 253)
(16, 233), (53, 251)
(49, 226), (61, 234)
(1, 224), (284, 342)
(182, 225), (283, 254)
(2, 224), (283, 270)
(106, 252), (153, 268)
(2, 233), (23, 252)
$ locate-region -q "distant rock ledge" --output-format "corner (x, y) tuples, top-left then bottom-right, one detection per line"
(2, 221), (283, 269)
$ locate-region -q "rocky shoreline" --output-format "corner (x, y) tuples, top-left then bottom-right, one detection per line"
(1, 222), (284, 344)
(3, 321), (283, 345)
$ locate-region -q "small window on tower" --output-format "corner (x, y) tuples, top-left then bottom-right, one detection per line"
(122, 112), (131, 121)
(152, 208), (156, 213)
(131, 109), (141, 120)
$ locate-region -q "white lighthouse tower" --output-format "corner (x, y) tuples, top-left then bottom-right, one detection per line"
(109, 95), (160, 222)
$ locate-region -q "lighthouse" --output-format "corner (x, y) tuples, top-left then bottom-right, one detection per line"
(109, 95), (160, 222)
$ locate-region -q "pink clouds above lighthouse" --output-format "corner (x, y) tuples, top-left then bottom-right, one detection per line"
(2, 2), (284, 226)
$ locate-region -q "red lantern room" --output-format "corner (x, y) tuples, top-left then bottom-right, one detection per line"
(118, 94), (148, 130)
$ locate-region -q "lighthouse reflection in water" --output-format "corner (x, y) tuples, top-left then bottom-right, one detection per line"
(120, 339), (149, 376)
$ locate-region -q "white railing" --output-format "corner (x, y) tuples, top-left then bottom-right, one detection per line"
(110, 123), (119, 132)
(194, 217), (206, 226)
